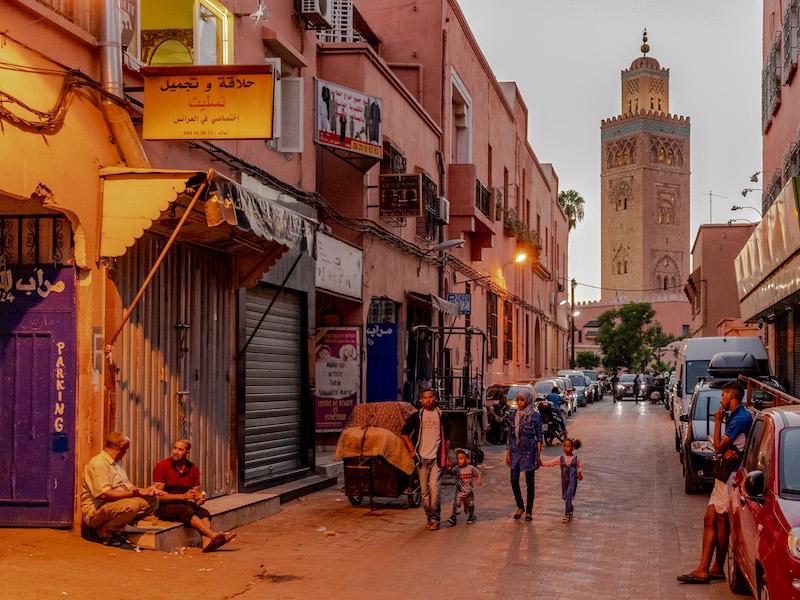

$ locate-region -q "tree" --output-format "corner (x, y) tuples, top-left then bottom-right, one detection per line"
(596, 302), (661, 372)
(558, 189), (585, 232)
(576, 351), (601, 369)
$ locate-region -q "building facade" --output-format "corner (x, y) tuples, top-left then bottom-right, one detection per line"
(735, 0), (800, 394)
(0, 0), (569, 528)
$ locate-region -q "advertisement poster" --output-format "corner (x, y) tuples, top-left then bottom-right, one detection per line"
(315, 79), (383, 158)
(315, 327), (361, 432)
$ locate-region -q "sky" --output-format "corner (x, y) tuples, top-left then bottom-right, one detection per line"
(458, 0), (763, 303)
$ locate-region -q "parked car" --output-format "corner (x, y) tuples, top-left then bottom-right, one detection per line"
(617, 373), (643, 399)
(679, 382), (723, 493)
(554, 376), (578, 415)
(485, 383), (513, 413)
(528, 378), (569, 420)
(505, 383), (537, 409)
(680, 352), (762, 494)
(665, 373), (676, 415)
(582, 369), (602, 402)
(558, 370), (590, 407)
(727, 405), (800, 599)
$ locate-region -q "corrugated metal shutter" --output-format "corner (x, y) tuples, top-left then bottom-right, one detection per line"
(776, 311), (790, 390)
(115, 234), (233, 497)
(243, 284), (304, 486)
(793, 307), (800, 395)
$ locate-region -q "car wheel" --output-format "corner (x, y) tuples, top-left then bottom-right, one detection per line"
(726, 543), (750, 594)
(683, 463), (701, 494)
(348, 495), (364, 506)
(758, 575), (770, 600)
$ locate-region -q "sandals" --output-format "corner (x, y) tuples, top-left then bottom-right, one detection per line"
(562, 515), (572, 523)
(525, 513), (533, 521)
(513, 509), (524, 520)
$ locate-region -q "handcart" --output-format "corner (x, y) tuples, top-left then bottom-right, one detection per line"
(334, 401), (421, 509)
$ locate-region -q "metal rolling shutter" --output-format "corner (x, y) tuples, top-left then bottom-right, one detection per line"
(244, 285), (304, 486)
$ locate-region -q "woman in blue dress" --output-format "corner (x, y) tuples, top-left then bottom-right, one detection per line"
(505, 389), (543, 521)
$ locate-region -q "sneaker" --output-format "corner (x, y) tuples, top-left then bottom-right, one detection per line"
(447, 515), (457, 526)
(466, 514), (476, 524)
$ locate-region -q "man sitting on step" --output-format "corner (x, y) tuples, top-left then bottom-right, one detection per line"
(152, 438), (236, 553)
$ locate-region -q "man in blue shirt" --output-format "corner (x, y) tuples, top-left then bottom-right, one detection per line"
(677, 380), (752, 585)
(544, 386), (568, 433)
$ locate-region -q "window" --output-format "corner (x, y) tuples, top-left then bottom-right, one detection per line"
(784, 0), (799, 84)
(503, 300), (513, 362)
(487, 292), (498, 359)
(762, 33), (782, 131)
(138, 0), (234, 66)
(415, 173), (438, 242)
(264, 59), (303, 153)
(450, 69), (472, 164)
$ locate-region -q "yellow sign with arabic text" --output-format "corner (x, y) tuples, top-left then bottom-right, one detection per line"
(142, 65), (274, 140)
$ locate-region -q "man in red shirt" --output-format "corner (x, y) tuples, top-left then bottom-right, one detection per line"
(152, 439), (236, 552)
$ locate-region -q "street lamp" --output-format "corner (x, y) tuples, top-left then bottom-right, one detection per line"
(740, 188), (761, 198)
(731, 204), (762, 218)
(569, 278), (578, 368)
(416, 238), (465, 275)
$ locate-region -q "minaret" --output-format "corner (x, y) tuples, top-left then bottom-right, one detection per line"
(599, 31), (690, 301)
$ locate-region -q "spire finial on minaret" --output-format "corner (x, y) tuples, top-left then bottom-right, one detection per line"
(641, 28), (650, 56)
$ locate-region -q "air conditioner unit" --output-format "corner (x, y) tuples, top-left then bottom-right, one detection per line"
(298, 0), (332, 30)
(435, 196), (450, 224)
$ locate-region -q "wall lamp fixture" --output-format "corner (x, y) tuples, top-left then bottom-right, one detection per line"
(416, 239), (465, 276)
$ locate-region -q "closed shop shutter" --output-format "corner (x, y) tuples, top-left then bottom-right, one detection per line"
(115, 235), (233, 496)
(243, 284), (305, 487)
(793, 307), (800, 395)
(776, 311), (790, 390)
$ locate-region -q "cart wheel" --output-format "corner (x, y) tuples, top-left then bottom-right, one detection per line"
(473, 447), (485, 464)
(408, 487), (421, 508)
(347, 495), (363, 506)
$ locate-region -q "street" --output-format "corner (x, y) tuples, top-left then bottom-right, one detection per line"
(0, 397), (745, 600)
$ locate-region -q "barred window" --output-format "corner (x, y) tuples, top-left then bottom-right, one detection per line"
(487, 292), (498, 359)
(503, 299), (513, 362)
(415, 173), (438, 242)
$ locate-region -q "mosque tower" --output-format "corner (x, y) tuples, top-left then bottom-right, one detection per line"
(599, 31), (690, 301)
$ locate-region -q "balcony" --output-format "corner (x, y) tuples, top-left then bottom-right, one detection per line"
(447, 164), (496, 261)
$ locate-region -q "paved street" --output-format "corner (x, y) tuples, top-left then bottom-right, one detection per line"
(0, 397), (746, 600)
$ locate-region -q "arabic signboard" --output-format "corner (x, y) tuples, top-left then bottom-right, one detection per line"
(141, 65), (274, 140)
(447, 293), (471, 315)
(315, 327), (361, 432)
(0, 262), (72, 309)
(315, 79), (383, 159)
(315, 233), (363, 300)
(379, 173), (423, 218)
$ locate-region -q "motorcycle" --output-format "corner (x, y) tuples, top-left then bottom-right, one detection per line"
(535, 398), (567, 446)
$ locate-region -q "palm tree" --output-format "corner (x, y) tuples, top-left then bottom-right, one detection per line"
(558, 189), (585, 232)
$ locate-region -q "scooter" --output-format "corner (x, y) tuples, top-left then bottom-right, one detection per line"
(535, 398), (567, 446)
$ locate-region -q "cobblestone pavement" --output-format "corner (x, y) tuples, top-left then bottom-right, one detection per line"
(0, 398), (746, 600)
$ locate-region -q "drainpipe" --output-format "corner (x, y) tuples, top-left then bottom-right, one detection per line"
(100, 0), (150, 167)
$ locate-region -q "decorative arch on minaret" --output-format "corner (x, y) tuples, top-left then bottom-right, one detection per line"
(610, 178), (633, 211)
(653, 254), (679, 291)
(612, 243), (631, 275)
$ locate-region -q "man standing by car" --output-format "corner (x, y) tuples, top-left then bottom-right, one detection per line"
(677, 380), (752, 585)
(402, 388), (452, 531)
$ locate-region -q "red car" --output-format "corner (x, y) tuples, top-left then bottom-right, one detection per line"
(727, 405), (800, 599)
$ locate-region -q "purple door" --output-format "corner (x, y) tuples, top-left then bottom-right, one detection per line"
(0, 266), (76, 526)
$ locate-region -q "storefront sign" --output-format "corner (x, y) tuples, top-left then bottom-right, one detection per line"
(315, 233), (363, 300)
(315, 79), (383, 158)
(379, 174), (423, 218)
(141, 65), (274, 140)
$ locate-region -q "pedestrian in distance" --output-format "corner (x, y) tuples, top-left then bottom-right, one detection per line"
(505, 388), (543, 521)
(401, 387), (452, 531)
(544, 386), (568, 433)
(541, 437), (583, 523)
(487, 393), (510, 444)
(80, 431), (161, 546)
(677, 381), (752, 585)
(447, 448), (482, 525)
(633, 373), (641, 403)
(610, 370), (619, 403)
(152, 438), (237, 552)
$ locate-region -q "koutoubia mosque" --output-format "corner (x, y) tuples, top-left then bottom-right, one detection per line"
(576, 32), (691, 348)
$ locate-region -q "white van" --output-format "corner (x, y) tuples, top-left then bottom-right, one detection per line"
(671, 336), (770, 452)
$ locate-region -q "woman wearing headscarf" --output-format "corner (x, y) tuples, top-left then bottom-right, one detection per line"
(505, 389), (543, 521)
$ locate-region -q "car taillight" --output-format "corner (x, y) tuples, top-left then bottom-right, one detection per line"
(789, 527), (800, 560)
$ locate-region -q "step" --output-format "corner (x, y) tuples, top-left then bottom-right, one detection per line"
(123, 473), (338, 552)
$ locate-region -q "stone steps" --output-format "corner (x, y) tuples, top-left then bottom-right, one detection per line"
(123, 473), (338, 552)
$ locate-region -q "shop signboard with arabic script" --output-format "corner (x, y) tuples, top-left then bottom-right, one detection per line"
(141, 65), (274, 140)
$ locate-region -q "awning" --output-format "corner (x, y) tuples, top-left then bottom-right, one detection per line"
(99, 167), (317, 287)
(406, 291), (461, 317)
